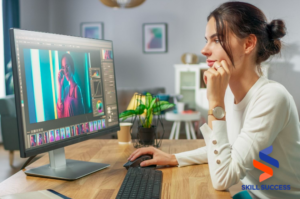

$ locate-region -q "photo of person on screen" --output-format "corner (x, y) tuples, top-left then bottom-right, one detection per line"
(30, 135), (36, 147)
(44, 132), (49, 144)
(85, 123), (89, 133)
(55, 129), (60, 141)
(103, 50), (113, 59)
(49, 130), (55, 142)
(57, 53), (85, 118)
(38, 134), (43, 145)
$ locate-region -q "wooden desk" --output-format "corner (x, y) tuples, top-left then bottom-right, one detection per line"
(0, 139), (231, 199)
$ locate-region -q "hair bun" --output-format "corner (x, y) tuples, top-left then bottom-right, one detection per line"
(267, 19), (286, 40)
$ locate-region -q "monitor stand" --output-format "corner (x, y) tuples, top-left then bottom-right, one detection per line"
(24, 148), (110, 180)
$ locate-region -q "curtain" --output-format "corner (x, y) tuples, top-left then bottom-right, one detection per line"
(3, 0), (19, 95)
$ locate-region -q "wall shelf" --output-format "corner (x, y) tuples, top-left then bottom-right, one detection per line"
(174, 63), (269, 120)
(174, 63), (209, 112)
(180, 86), (196, 90)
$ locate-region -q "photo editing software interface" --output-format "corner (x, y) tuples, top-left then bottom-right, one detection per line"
(13, 30), (119, 150)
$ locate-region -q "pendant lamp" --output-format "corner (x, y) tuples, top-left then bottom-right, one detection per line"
(100, 0), (145, 8)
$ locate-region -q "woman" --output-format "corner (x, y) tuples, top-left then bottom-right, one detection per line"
(57, 53), (85, 118)
(127, 2), (300, 198)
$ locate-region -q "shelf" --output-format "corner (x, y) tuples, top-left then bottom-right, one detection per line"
(175, 63), (210, 112)
(180, 86), (195, 90)
(200, 69), (208, 88)
(180, 71), (195, 87)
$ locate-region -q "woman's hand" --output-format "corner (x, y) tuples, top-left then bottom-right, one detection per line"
(57, 69), (64, 88)
(57, 69), (65, 108)
(127, 146), (178, 167)
(203, 60), (232, 107)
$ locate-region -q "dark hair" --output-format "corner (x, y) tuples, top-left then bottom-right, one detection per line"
(61, 53), (75, 74)
(208, 1), (286, 75)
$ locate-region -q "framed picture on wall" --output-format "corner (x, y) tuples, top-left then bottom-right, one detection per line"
(143, 23), (168, 53)
(80, 22), (104, 39)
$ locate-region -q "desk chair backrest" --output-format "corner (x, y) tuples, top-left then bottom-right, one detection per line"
(0, 95), (19, 151)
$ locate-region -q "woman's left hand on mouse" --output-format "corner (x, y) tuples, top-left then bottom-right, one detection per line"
(127, 146), (178, 167)
(203, 60), (232, 107)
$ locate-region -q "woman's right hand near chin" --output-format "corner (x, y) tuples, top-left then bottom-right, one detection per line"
(57, 69), (64, 88)
(57, 69), (65, 107)
(127, 146), (178, 167)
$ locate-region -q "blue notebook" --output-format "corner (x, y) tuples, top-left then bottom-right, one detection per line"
(0, 189), (71, 199)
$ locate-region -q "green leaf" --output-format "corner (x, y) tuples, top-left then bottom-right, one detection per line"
(144, 109), (151, 128)
(153, 103), (175, 113)
(147, 113), (153, 128)
(160, 103), (175, 111)
(119, 110), (136, 119)
(149, 97), (157, 110)
(135, 104), (146, 114)
(121, 115), (133, 121)
(145, 93), (152, 108)
(153, 101), (169, 108)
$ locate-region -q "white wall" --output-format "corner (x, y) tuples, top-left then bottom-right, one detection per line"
(20, 0), (50, 32)
(20, 0), (300, 115)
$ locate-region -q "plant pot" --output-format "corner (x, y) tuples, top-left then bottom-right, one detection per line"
(138, 125), (156, 145)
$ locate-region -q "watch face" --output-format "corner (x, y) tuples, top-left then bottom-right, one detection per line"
(213, 107), (225, 119)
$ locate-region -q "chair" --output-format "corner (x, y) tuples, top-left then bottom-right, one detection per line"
(0, 95), (19, 166)
(233, 190), (252, 199)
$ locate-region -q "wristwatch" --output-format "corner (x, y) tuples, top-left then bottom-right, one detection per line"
(208, 106), (226, 120)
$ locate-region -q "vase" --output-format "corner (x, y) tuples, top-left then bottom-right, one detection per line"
(138, 125), (156, 146)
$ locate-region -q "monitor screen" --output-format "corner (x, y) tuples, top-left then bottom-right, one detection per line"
(10, 29), (120, 157)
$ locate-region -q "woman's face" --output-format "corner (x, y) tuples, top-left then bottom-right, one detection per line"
(62, 57), (73, 81)
(201, 17), (246, 78)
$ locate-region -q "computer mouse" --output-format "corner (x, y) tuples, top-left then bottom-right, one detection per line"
(123, 155), (156, 170)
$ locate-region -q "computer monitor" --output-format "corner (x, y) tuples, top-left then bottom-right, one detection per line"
(10, 29), (120, 180)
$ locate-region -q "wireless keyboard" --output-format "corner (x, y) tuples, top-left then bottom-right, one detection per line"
(116, 167), (163, 199)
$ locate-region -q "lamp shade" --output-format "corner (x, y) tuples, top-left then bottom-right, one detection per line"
(100, 0), (146, 8)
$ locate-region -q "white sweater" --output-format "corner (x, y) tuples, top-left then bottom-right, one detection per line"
(174, 76), (300, 199)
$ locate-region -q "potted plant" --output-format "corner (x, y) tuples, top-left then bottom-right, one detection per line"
(119, 93), (175, 146)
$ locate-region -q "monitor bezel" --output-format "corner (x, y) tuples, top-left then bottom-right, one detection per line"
(10, 29), (120, 158)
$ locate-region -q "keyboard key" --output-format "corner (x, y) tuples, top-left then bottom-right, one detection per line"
(152, 184), (160, 198)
